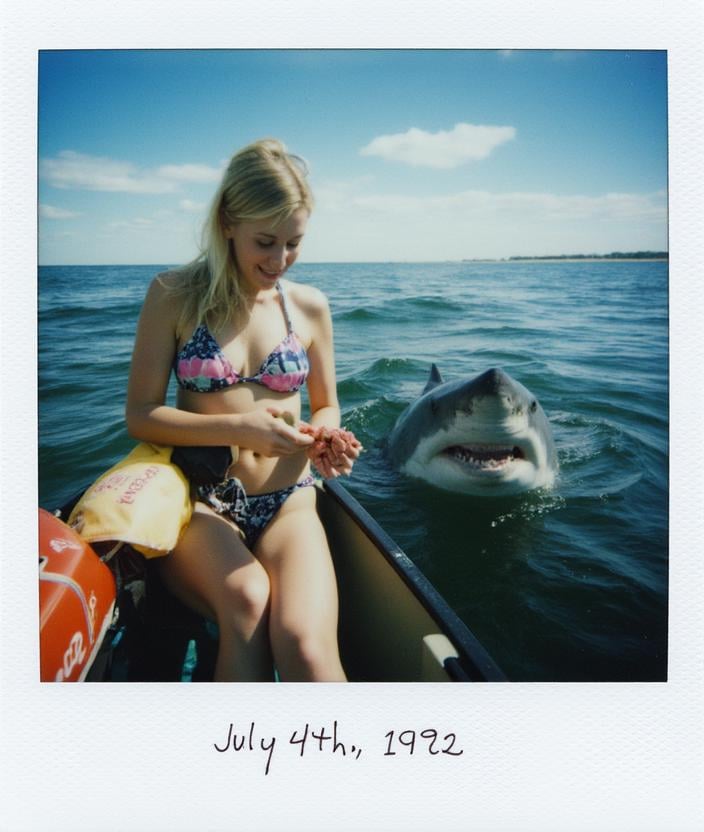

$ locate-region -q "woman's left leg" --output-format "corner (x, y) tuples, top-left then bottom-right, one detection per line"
(254, 486), (347, 682)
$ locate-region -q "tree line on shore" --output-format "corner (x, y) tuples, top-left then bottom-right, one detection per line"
(508, 251), (668, 261)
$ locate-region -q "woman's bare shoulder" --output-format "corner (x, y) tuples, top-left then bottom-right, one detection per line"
(140, 270), (190, 328)
(153, 269), (188, 293)
(284, 278), (329, 319)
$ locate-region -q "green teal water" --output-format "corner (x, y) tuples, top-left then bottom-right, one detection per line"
(39, 261), (668, 681)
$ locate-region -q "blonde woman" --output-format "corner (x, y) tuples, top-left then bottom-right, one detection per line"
(126, 139), (360, 681)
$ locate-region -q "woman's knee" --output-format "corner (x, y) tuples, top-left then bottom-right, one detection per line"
(218, 566), (271, 630)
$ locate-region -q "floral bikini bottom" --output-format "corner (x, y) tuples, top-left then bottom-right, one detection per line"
(197, 475), (316, 550)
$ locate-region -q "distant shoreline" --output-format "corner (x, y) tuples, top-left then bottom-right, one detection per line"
(463, 252), (669, 264)
(463, 257), (669, 264)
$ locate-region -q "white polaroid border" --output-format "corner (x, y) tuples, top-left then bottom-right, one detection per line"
(2, 1), (703, 830)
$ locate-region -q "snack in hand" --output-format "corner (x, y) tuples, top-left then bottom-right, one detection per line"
(298, 423), (363, 478)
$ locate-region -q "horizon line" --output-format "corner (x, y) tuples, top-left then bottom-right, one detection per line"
(39, 251), (669, 268)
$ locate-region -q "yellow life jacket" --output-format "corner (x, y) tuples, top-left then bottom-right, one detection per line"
(68, 443), (192, 558)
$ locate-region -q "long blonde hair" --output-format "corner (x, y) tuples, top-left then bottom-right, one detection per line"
(170, 139), (313, 334)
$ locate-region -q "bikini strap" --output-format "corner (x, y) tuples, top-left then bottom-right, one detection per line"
(276, 281), (294, 334)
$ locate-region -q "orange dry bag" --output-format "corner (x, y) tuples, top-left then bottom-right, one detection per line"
(39, 509), (117, 682)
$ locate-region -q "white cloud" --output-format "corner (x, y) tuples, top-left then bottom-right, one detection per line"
(178, 199), (207, 213)
(157, 163), (222, 183)
(359, 123), (517, 169)
(312, 175), (376, 213)
(40, 152), (223, 194)
(302, 180), (665, 262)
(304, 184), (667, 262)
(106, 217), (156, 232)
(40, 230), (77, 240)
(349, 188), (666, 223)
(39, 203), (81, 219)
(40, 151), (177, 193)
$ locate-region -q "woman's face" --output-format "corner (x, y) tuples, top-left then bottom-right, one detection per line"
(227, 208), (309, 293)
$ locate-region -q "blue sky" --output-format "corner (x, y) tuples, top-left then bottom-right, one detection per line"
(38, 49), (668, 264)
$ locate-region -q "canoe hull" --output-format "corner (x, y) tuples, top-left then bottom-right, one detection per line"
(318, 480), (505, 682)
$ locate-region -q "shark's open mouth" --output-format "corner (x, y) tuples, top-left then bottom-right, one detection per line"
(443, 444), (526, 470)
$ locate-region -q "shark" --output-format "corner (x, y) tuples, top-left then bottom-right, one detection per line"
(388, 365), (558, 496)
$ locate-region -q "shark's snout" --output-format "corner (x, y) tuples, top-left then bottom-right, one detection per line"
(470, 367), (511, 395)
(455, 367), (537, 419)
(389, 364), (558, 496)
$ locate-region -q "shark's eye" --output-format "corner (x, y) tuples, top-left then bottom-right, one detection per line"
(530, 400), (537, 413)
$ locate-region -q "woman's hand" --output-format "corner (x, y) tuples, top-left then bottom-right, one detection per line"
(232, 408), (315, 457)
(298, 421), (363, 479)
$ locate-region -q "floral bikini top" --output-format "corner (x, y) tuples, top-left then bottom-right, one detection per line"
(174, 282), (310, 394)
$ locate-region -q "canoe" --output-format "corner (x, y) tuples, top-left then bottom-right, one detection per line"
(40, 479), (505, 682)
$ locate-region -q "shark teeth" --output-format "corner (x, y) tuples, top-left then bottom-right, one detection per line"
(443, 444), (525, 469)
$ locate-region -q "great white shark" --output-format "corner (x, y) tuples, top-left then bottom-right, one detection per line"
(388, 365), (558, 496)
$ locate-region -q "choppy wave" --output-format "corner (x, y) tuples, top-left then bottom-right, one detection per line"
(334, 307), (387, 322)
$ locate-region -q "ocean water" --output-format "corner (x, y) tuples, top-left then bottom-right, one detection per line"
(38, 260), (669, 682)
